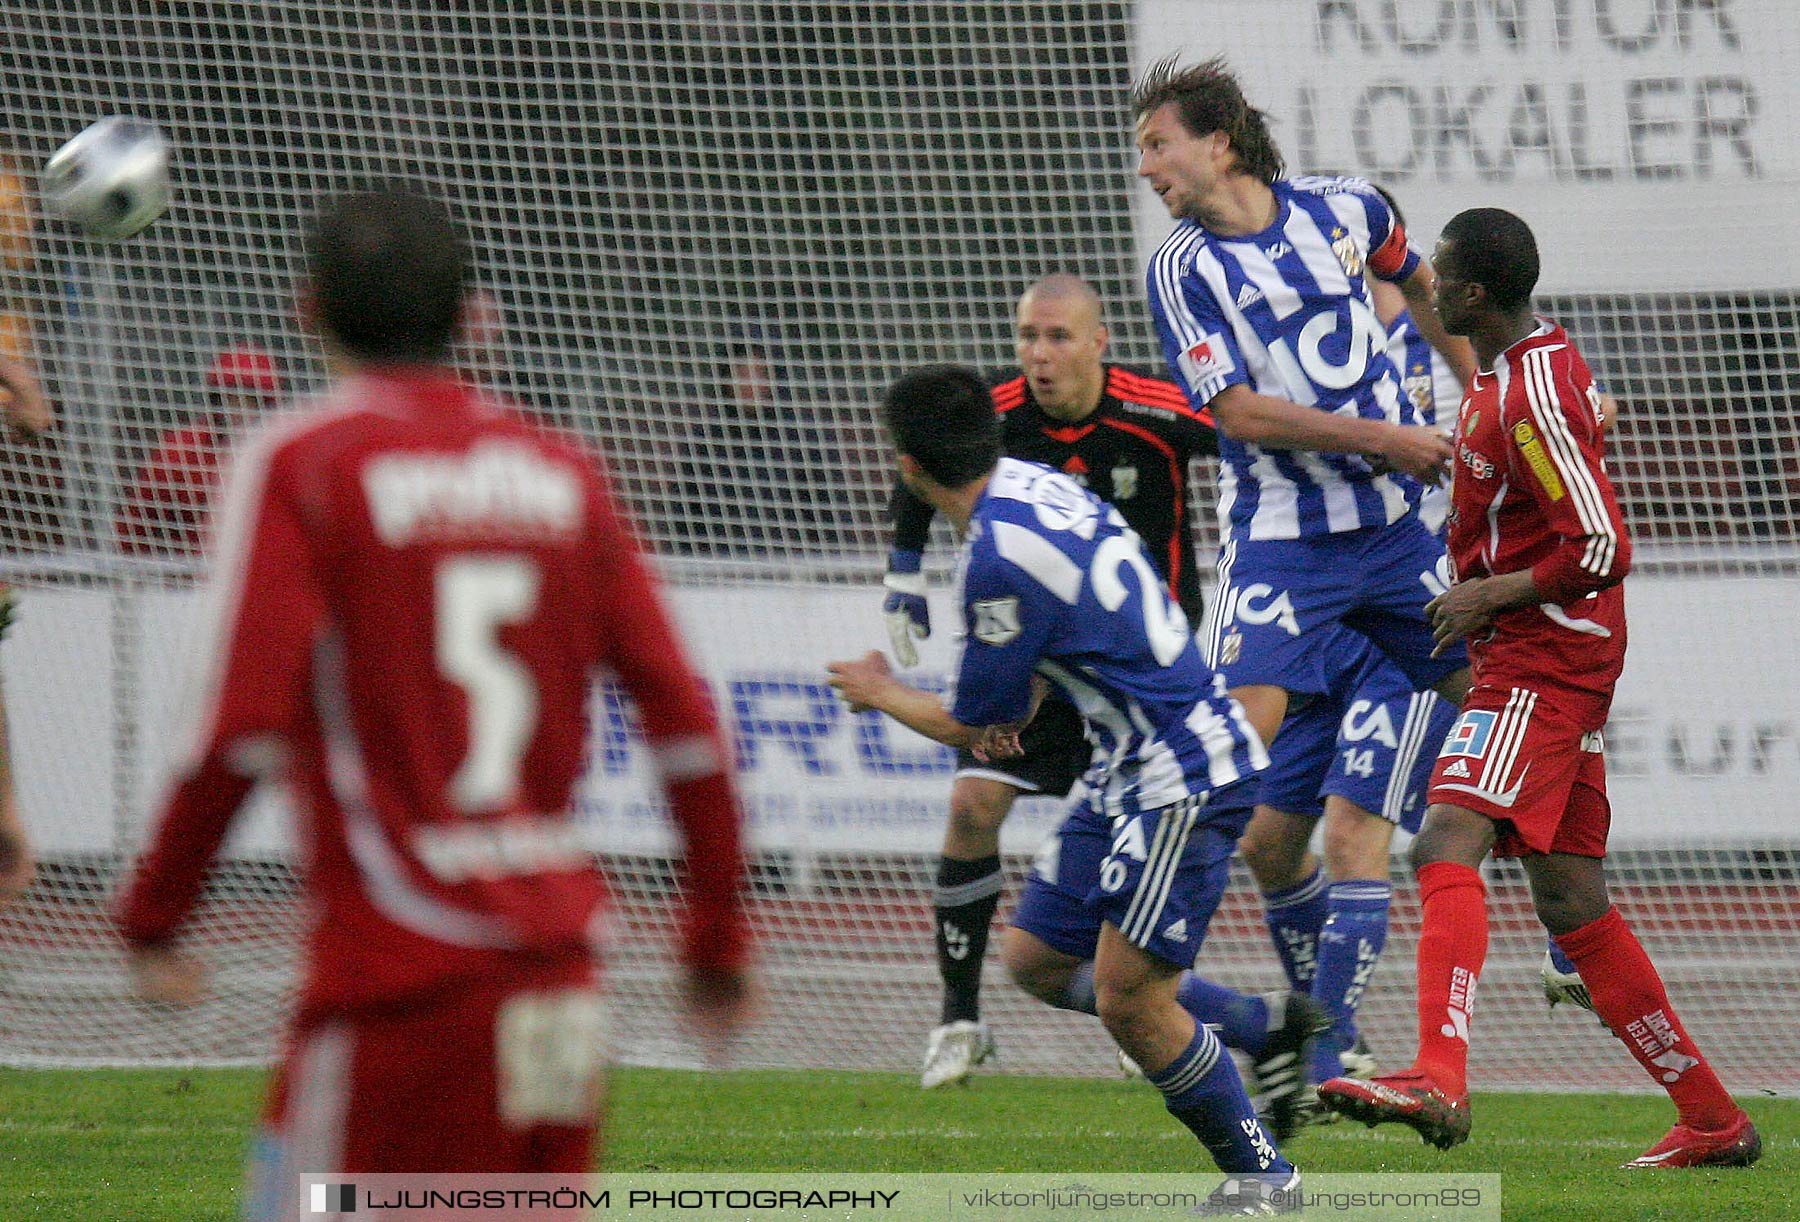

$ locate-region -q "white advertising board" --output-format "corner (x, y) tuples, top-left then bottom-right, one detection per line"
(1136, 0), (1800, 292)
(7, 575), (1795, 855)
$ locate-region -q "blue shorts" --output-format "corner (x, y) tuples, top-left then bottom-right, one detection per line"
(1201, 514), (1467, 696)
(1010, 787), (1255, 968)
(1258, 627), (1458, 834)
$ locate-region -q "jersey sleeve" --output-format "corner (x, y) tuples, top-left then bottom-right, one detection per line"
(1147, 239), (1249, 410)
(116, 429), (326, 947)
(1350, 180), (1420, 283)
(588, 470), (750, 974)
(1504, 355), (1633, 603)
(888, 477), (936, 554)
(948, 533), (1065, 727)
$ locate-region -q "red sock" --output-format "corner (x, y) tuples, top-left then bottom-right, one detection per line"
(1555, 907), (1738, 1130)
(1412, 861), (1488, 1096)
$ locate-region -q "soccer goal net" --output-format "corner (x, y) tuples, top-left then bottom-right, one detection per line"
(0, 3), (1795, 1098)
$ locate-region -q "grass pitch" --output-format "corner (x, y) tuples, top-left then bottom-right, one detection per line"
(0, 1066), (1791, 1219)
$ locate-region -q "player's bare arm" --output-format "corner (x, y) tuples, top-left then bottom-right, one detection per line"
(0, 677), (33, 908)
(125, 942), (209, 1007)
(0, 355), (52, 438)
(0, 781), (32, 908)
(1397, 262), (1477, 387)
(828, 650), (1025, 756)
(1424, 570), (1541, 655)
(967, 675), (1048, 762)
(1208, 383), (1453, 484)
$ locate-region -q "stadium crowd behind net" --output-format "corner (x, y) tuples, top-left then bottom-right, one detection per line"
(0, 3), (1795, 1095)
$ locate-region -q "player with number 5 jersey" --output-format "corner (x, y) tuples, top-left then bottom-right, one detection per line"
(115, 187), (753, 1209)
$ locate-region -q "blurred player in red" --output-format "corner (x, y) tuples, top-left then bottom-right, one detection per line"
(117, 342), (283, 558)
(1317, 208), (1760, 1170)
(114, 186), (755, 1214)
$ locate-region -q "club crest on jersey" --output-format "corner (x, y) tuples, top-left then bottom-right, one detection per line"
(1404, 374), (1433, 412)
(1330, 227), (1363, 277)
(1442, 710), (1497, 758)
(1512, 420), (1567, 501)
(971, 597), (1022, 646)
(1463, 409), (1480, 437)
(1109, 465), (1138, 500)
(1178, 334), (1234, 388)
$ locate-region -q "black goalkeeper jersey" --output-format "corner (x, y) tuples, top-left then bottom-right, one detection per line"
(890, 364), (1218, 622)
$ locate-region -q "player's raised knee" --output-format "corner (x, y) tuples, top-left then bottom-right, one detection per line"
(999, 927), (1067, 1003)
(947, 783), (1013, 843)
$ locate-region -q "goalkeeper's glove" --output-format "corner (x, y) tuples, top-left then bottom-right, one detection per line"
(881, 549), (930, 668)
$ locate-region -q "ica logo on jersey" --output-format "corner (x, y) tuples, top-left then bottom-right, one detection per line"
(1233, 583), (1301, 636)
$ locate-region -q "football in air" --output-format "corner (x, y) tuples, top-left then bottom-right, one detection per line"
(41, 116), (172, 240)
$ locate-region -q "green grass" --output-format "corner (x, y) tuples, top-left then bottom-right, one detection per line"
(0, 1066), (1792, 1219)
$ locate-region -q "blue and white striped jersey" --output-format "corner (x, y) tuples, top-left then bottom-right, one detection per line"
(1384, 306), (1456, 535)
(1147, 175), (1425, 542)
(949, 458), (1267, 819)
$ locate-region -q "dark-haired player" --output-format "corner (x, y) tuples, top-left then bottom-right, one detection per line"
(882, 274), (1250, 1088)
(115, 185), (754, 1212)
(1318, 208), (1760, 1170)
(834, 365), (1297, 1208)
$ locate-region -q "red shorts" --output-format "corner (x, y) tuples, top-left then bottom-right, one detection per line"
(1427, 683), (1611, 858)
(248, 957), (605, 1220)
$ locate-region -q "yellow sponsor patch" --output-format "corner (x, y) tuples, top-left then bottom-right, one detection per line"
(1512, 420), (1565, 501)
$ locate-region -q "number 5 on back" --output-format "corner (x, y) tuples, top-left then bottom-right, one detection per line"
(437, 555), (541, 813)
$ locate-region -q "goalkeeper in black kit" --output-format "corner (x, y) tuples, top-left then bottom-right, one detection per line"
(881, 273), (1219, 1087)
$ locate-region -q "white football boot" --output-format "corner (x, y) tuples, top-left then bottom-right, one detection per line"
(920, 1020), (996, 1089)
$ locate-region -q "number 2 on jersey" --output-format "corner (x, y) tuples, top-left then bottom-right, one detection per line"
(437, 555), (541, 813)
(1090, 534), (1190, 666)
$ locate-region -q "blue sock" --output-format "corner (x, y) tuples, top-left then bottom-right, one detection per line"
(1176, 974), (1272, 1056)
(1263, 867), (1328, 991)
(1546, 935), (1579, 975)
(1310, 880), (1392, 1083)
(1147, 1022), (1294, 1176)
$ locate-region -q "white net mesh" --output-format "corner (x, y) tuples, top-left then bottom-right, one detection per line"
(0, 3), (1795, 1099)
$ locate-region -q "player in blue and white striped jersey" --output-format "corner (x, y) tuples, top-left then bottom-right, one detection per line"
(1131, 55), (1474, 765)
(1227, 244), (1465, 1102)
(830, 366), (1298, 1199)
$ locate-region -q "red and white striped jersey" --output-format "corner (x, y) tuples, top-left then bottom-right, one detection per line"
(1447, 321), (1631, 720)
(116, 366), (748, 1017)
